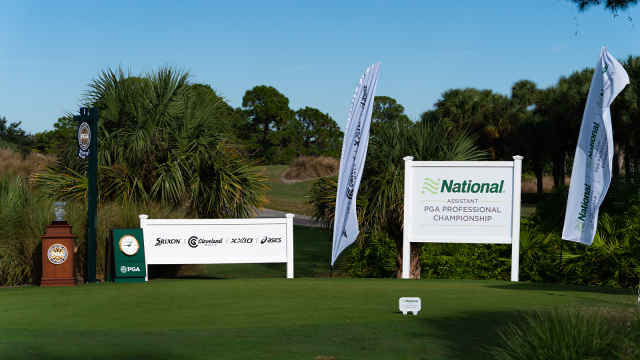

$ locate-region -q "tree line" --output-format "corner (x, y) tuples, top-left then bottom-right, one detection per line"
(421, 55), (640, 193)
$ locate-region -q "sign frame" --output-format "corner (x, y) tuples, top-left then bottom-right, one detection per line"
(402, 156), (523, 281)
(139, 214), (295, 280)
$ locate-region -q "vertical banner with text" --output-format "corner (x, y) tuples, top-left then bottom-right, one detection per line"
(331, 62), (381, 266)
(562, 47), (629, 245)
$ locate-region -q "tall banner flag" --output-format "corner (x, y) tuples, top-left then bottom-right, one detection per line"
(331, 62), (381, 266)
(562, 47), (629, 245)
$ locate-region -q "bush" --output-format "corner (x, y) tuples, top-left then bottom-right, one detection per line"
(487, 306), (633, 360)
(0, 175), (50, 286)
(531, 185), (569, 233)
(282, 156), (339, 182)
(420, 243), (512, 281)
(344, 232), (397, 278)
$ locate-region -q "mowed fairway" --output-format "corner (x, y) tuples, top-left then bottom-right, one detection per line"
(0, 278), (634, 359)
(263, 165), (314, 216)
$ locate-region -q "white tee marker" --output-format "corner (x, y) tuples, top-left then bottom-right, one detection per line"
(399, 297), (421, 315)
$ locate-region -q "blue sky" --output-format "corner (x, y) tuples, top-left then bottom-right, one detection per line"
(1, 0), (639, 134)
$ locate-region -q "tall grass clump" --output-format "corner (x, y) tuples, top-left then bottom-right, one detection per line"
(282, 156), (339, 182)
(0, 175), (54, 286)
(0, 147), (55, 180)
(487, 306), (624, 360)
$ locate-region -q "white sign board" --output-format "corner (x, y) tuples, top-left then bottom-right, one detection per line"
(399, 297), (421, 315)
(403, 157), (523, 281)
(139, 214), (295, 280)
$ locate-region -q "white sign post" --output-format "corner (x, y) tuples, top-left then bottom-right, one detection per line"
(402, 156), (523, 281)
(139, 214), (295, 280)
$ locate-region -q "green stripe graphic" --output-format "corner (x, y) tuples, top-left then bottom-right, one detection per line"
(422, 177), (441, 195)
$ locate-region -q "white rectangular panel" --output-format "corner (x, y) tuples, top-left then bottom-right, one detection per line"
(410, 165), (514, 242)
(143, 223), (288, 265)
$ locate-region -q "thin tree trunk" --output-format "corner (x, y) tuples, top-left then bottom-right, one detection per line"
(560, 150), (569, 186)
(613, 142), (620, 177)
(394, 242), (422, 279)
(410, 243), (422, 279)
(625, 144), (630, 180)
(553, 150), (562, 187)
(534, 158), (544, 194)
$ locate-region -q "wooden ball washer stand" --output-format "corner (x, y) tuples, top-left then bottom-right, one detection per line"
(41, 202), (77, 287)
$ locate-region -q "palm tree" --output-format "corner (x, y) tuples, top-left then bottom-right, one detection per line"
(33, 66), (267, 218)
(307, 119), (486, 278)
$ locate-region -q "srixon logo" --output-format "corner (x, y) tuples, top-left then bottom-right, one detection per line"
(422, 178), (504, 194)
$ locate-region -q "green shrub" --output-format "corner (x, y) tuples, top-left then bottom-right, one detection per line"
(420, 243), (512, 281)
(0, 175), (52, 286)
(344, 231), (397, 278)
(487, 306), (633, 360)
(531, 185), (569, 233)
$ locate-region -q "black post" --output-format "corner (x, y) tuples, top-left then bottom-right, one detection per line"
(75, 107), (99, 283)
(87, 108), (98, 282)
(330, 265), (333, 278)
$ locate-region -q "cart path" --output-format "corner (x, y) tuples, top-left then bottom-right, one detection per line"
(256, 208), (313, 227)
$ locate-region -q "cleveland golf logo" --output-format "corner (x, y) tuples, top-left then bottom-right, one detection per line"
(422, 178), (504, 194)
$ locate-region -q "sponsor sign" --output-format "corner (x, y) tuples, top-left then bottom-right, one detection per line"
(399, 297), (421, 315)
(403, 158), (523, 281)
(410, 166), (513, 241)
(140, 215), (295, 279)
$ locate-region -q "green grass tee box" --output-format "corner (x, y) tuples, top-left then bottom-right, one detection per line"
(0, 279), (635, 359)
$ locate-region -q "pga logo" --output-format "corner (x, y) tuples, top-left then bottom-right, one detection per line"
(120, 266), (141, 273)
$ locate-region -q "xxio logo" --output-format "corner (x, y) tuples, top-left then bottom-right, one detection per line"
(231, 238), (253, 244)
(120, 266), (140, 273)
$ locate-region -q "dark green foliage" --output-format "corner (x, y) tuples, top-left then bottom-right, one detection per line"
(370, 96), (411, 136)
(240, 85), (298, 164)
(420, 243), (512, 281)
(531, 185), (570, 233)
(571, 0), (639, 14)
(344, 231), (397, 278)
(295, 107), (343, 158)
(237, 86), (343, 164)
(0, 117), (35, 156)
(33, 116), (76, 155)
(31, 66), (267, 219)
